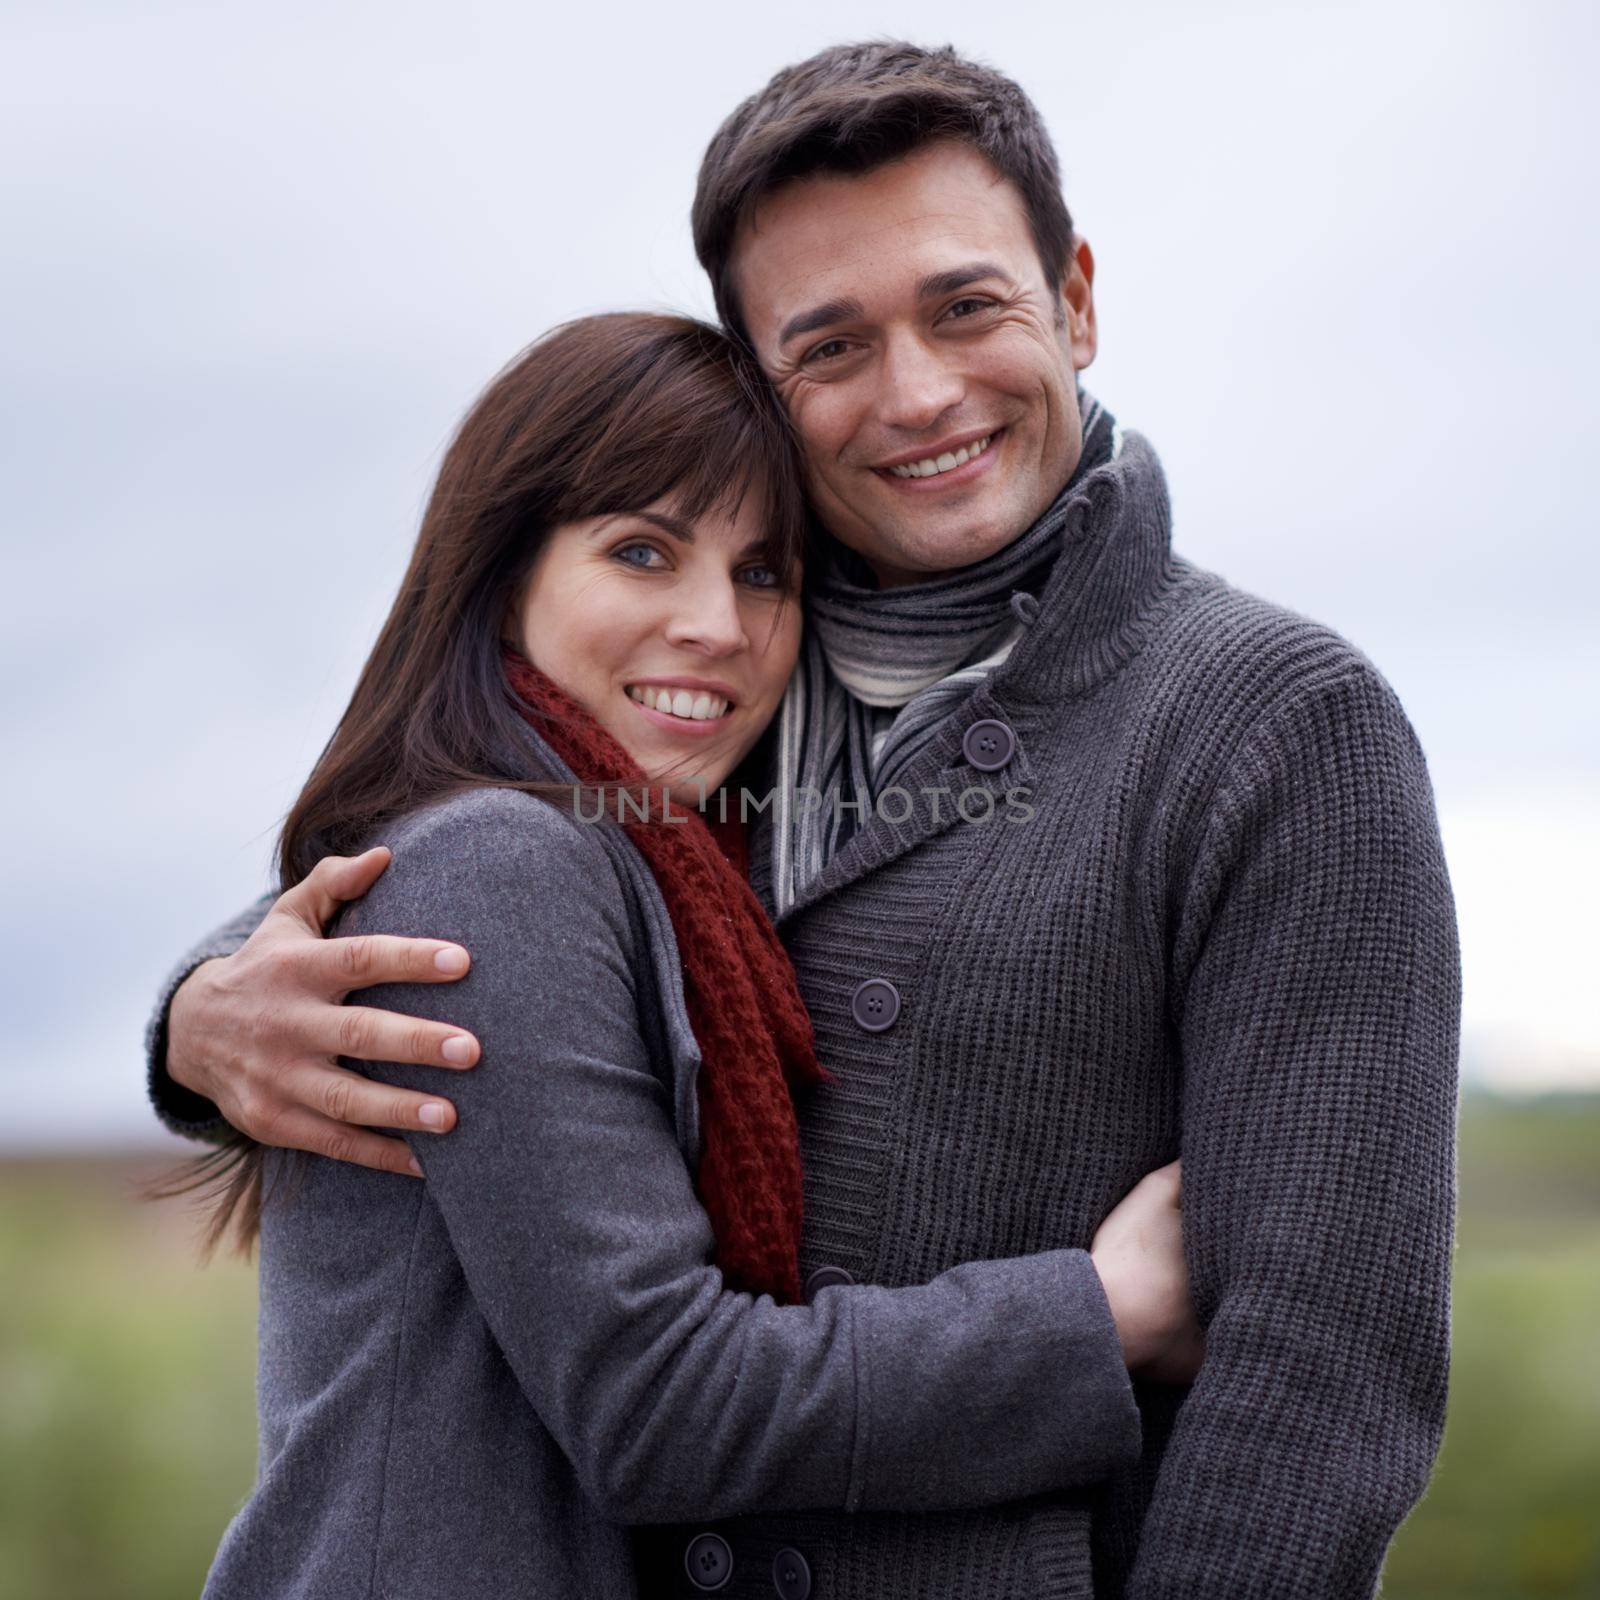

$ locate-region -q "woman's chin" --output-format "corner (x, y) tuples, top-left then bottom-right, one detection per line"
(658, 772), (726, 811)
(631, 739), (743, 805)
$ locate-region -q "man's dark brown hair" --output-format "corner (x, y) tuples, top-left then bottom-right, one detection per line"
(692, 40), (1076, 340)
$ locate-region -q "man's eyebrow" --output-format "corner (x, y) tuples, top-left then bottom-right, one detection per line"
(777, 297), (865, 347)
(917, 261), (1012, 300)
(775, 264), (1013, 348)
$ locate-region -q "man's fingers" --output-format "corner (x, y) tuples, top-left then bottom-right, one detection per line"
(276, 1059), (460, 1134)
(316, 843), (395, 900)
(329, 934), (467, 992)
(274, 847), (396, 935)
(278, 930), (471, 1000)
(262, 1105), (425, 1178)
(313, 1001), (479, 1070)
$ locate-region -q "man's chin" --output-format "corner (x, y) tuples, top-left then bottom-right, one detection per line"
(881, 499), (1032, 579)
(820, 476), (1041, 582)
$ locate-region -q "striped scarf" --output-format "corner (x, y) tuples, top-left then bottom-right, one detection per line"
(771, 392), (1119, 917)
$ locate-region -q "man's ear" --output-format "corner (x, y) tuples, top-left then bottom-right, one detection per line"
(1058, 236), (1098, 371)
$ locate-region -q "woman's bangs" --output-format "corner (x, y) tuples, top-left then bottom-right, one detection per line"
(574, 374), (803, 584)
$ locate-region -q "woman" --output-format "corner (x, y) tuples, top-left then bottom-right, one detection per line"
(193, 312), (1193, 1599)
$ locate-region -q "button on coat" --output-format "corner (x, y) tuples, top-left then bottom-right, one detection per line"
(962, 718), (1017, 772)
(773, 1547), (812, 1599)
(804, 1265), (855, 1301)
(850, 977), (900, 1033)
(685, 1531), (733, 1591)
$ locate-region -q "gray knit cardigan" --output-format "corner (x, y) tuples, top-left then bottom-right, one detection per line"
(148, 430), (1460, 1599)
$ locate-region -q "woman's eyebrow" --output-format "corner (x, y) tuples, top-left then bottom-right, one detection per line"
(596, 511), (697, 543)
(636, 511), (697, 543)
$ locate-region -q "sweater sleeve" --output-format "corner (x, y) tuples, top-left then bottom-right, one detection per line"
(340, 789), (1142, 1523)
(1130, 663), (1460, 1598)
(144, 891), (275, 1142)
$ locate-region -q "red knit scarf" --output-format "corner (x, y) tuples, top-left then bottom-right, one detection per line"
(501, 645), (831, 1304)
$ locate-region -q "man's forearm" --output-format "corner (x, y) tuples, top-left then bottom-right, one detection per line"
(145, 892), (275, 1140)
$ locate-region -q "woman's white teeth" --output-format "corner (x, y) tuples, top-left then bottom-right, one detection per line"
(889, 434), (992, 479)
(626, 685), (730, 721)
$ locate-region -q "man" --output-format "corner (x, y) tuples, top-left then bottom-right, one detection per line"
(148, 40), (1460, 1599)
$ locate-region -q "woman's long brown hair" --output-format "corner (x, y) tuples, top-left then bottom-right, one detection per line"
(158, 312), (810, 1256)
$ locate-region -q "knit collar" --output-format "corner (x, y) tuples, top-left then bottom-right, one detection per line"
(747, 424), (1182, 928)
(988, 428), (1180, 708)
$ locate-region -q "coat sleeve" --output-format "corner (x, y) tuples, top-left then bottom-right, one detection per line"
(144, 891), (276, 1142)
(1130, 663), (1460, 1598)
(339, 788), (1142, 1524)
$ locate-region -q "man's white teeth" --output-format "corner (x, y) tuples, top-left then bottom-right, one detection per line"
(888, 434), (993, 479)
(626, 685), (730, 721)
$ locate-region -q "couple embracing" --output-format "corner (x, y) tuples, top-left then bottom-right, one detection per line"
(149, 39), (1461, 1600)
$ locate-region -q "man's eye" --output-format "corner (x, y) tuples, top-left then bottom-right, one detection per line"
(804, 338), (853, 364)
(945, 296), (993, 320)
(613, 541), (666, 570)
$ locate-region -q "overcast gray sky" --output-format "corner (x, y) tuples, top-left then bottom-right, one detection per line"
(3, 0), (1596, 1146)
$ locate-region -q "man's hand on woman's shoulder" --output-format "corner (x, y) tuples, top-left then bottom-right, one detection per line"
(166, 847), (479, 1176)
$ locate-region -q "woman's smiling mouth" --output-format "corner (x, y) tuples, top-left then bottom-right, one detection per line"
(625, 682), (737, 735)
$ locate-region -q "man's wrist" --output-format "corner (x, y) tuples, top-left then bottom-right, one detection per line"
(166, 955), (224, 1097)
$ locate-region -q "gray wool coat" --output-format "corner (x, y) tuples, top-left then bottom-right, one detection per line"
(179, 774), (1141, 1600)
(150, 431), (1460, 1599)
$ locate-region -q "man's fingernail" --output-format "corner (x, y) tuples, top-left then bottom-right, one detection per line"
(434, 947), (469, 975)
(418, 1102), (449, 1129)
(408, 1155), (423, 1177)
(441, 1036), (474, 1065)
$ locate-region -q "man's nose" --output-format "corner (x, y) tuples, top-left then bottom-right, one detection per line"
(874, 329), (966, 434)
(663, 575), (749, 655)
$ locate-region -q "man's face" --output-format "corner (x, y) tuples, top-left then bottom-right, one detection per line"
(731, 141), (1098, 586)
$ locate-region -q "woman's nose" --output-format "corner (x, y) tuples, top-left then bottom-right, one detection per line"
(662, 575), (750, 656)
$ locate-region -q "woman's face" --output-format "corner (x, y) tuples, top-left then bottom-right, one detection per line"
(512, 485), (803, 806)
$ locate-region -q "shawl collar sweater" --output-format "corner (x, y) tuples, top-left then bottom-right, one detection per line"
(663, 430), (1460, 1597)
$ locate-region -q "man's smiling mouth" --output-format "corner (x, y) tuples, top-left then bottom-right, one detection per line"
(873, 428), (1005, 485)
(886, 433), (995, 479)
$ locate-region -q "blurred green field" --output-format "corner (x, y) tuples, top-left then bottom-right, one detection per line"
(3, 1092), (1598, 1600)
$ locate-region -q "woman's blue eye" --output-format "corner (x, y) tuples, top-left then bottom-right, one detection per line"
(614, 542), (665, 570)
(613, 542), (779, 589)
